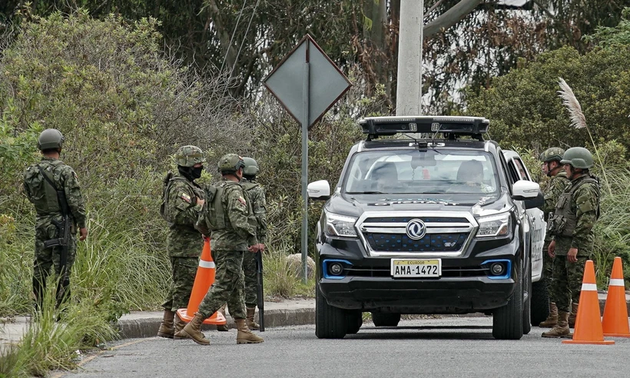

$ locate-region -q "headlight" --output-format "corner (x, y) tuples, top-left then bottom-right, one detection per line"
(324, 211), (358, 237)
(476, 211), (511, 238)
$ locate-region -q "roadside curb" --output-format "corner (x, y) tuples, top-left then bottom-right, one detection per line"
(117, 307), (316, 339)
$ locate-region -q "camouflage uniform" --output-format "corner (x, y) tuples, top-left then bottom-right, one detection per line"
(549, 173), (600, 313)
(161, 173), (205, 312)
(23, 157), (86, 308)
(541, 171), (570, 288)
(241, 177), (267, 308)
(197, 179), (258, 320)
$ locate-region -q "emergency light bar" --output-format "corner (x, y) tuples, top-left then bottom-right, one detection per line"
(359, 116), (490, 139)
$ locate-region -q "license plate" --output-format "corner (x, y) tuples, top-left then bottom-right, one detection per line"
(391, 259), (442, 278)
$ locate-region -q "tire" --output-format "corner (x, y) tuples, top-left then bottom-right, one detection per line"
(346, 310), (363, 334)
(371, 312), (401, 327)
(493, 262), (524, 340)
(531, 278), (550, 326)
(522, 260), (532, 335)
(315, 283), (347, 339)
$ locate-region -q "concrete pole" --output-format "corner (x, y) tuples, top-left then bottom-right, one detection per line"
(396, 0), (423, 116)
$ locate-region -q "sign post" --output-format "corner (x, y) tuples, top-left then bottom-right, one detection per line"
(264, 35), (351, 282)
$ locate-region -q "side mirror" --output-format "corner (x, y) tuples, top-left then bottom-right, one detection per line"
(512, 180), (543, 209)
(307, 180), (331, 200)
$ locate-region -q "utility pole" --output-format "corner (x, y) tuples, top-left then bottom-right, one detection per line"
(396, 0), (423, 116)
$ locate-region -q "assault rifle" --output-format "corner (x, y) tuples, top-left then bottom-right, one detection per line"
(257, 251), (265, 331)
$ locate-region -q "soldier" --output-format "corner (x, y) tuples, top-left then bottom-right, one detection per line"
(240, 157), (267, 330)
(537, 148), (570, 328)
(176, 153), (265, 345)
(23, 129), (88, 311)
(157, 145), (206, 339)
(542, 147), (600, 338)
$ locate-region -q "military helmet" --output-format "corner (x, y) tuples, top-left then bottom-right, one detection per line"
(175, 145), (206, 167)
(37, 129), (64, 150)
(539, 147), (565, 163)
(218, 153), (245, 174)
(560, 147), (594, 169)
(242, 157), (259, 176)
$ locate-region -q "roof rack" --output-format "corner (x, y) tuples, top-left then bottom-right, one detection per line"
(358, 116), (489, 141)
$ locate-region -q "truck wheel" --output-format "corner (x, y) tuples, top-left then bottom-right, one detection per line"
(346, 310), (363, 334)
(493, 263), (524, 340)
(315, 283), (347, 339)
(371, 312), (401, 327)
(530, 278), (550, 325)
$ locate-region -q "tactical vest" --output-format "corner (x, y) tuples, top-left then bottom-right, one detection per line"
(24, 161), (64, 215)
(160, 173), (200, 224)
(548, 176), (599, 237)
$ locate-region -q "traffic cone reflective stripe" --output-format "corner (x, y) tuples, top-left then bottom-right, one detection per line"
(602, 257), (630, 337)
(563, 260), (614, 345)
(176, 237), (227, 326)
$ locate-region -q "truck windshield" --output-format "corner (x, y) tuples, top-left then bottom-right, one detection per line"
(344, 149), (499, 195)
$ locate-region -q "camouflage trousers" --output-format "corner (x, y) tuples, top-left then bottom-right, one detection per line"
(162, 257), (199, 312)
(542, 240), (554, 298)
(550, 255), (589, 313)
(243, 250), (258, 307)
(33, 219), (77, 309)
(198, 250), (246, 320)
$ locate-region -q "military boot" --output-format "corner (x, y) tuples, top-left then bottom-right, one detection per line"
(246, 307), (260, 330)
(173, 314), (205, 340)
(157, 309), (175, 338)
(568, 302), (579, 328)
(236, 318), (264, 344)
(176, 312), (210, 345)
(541, 311), (570, 338)
(216, 304), (229, 331)
(539, 302), (558, 328)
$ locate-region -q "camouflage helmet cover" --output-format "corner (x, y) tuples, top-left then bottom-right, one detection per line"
(561, 147), (594, 169)
(539, 147), (565, 163)
(218, 153), (245, 174)
(37, 129), (65, 150)
(242, 157), (259, 176)
(175, 145), (206, 167)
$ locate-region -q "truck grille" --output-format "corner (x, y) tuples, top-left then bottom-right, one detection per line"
(357, 211), (477, 257)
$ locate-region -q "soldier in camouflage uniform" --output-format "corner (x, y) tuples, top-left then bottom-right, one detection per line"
(240, 157), (267, 329)
(23, 129), (88, 310)
(542, 147), (600, 338)
(157, 145), (206, 339)
(176, 154), (265, 345)
(537, 148), (570, 328)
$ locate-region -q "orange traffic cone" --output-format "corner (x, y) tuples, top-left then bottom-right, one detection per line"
(602, 257), (630, 337)
(563, 260), (614, 345)
(176, 237), (227, 326)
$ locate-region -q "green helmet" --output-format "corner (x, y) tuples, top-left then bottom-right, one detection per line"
(561, 147), (594, 169)
(175, 145), (206, 167)
(539, 147), (565, 163)
(218, 153), (245, 174)
(37, 129), (64, 150)
(242, 157), (259, 176)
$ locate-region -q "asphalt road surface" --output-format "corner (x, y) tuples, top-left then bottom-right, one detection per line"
(56, 317), (630, 378)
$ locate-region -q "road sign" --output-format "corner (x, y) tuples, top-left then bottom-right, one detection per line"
(264, 34), (351, 128)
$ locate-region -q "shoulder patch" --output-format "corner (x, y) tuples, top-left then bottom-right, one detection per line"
(238, 196), (247, 206)
(180, 193), (192, 203)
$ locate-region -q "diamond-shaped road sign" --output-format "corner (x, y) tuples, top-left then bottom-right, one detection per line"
(264, 34), (351, 128)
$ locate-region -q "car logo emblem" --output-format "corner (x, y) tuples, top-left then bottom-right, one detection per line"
(406, 219), (426, 240)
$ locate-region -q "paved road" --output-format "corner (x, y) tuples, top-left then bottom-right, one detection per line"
(56, 317), (629, 378)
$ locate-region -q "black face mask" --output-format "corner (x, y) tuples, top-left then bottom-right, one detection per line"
(179, 166), (203, 181)
(190, 166), (203, 179)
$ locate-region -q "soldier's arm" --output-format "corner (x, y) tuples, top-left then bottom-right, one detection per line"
(571, 185), (598, 249)
(255, 188), (267, 244)
(62, 166), (87, 228)
(227, 187), (258, 246)
(169, 182), (203, 226)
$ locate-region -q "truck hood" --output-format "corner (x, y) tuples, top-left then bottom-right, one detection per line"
(326, 191), (512, 218)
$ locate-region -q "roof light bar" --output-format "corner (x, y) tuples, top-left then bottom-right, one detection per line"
(359, 116), (490, 139)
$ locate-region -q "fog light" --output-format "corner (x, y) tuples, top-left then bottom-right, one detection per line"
(329, 262), (344, 276)
(490, 262), (505, 276)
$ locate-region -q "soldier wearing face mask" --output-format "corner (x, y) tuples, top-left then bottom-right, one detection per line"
(157, 145), (206, 339)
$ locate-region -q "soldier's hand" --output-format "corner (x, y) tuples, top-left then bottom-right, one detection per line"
(79, 227), (88, 241)
(248, 243), (264, 253)
(567, 247), (578, 263)
(547, 240), (555, 258)
(197, 198), (205, 207)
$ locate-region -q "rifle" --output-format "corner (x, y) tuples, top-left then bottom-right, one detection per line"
(257, 250), (265, 332)
(40, 168), (72, 303)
